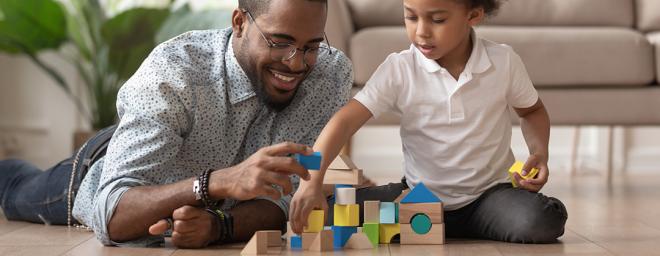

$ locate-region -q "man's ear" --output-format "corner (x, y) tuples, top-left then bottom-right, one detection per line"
(232, 9), (246, 38)
(468, 7), (485, 26)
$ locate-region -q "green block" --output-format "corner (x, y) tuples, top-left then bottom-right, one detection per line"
(362, 223), (379, 246)
(410, 213), (432, 234)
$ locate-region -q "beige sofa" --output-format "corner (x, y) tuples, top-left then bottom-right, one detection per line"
(326, 0), (660, 126)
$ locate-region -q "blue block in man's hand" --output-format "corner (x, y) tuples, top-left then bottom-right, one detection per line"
(294, 152), (322, 170)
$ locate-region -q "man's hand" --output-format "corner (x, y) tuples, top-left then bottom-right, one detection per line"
(209, 142), (313, 201)
(513, 154), (549, 192)
(289, 183), (328, 235)
(149, 206), (217, 249)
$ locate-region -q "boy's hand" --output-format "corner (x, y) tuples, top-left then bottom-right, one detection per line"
(514, 154), (549, 192)
(289, 183), (328, 235)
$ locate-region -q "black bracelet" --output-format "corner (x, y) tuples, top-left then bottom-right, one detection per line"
(206, 207), (234, 244)
(198, 169), (218, 207)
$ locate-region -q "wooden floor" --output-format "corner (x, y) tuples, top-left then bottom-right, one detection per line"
(2, 172), (660, 256)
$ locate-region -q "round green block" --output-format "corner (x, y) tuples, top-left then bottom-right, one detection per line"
(410, 213), (432, 234)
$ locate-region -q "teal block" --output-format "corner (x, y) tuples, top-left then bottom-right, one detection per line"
(410, 213), (432, 234)
(380, 202), (397, 224)
(401, 182), (441, 203)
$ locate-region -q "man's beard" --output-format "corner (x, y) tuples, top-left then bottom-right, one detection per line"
(237, 40), (297, 112)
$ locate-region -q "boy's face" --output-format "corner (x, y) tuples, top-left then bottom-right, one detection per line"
(403, 0), (484, 61)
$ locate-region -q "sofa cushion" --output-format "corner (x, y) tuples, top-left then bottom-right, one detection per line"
(344, 0), (634, 30)
(485, 0), (634, 27)
(636, 0), (660, 32)
(349, 26), (655, 87)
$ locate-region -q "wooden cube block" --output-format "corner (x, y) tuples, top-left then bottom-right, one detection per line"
(331, 226), (357, 248)
(400, 223), (445, 245)
(304, 209), (324, 233)
(335, 187), (356, 205)
(378, 223), (400, 244)
(241, 230), (281, 255)
(362, 223), (379, 247)
(345, 232), (374, 249)
(310, 230), (333, 252)
(363, 200), (380, 224)
(324, 168), (363, 185)
(334, 204), (359, 226)
(398, 202), (443, 224)
(379, 202), (398, 224)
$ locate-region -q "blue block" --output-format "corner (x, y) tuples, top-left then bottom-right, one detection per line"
(294, 152), (322, 170)
(331, 226), (357, 248)
(380, 202), (397, 224)
(290, 235), (302, 249)
(400, 182), (441, 203)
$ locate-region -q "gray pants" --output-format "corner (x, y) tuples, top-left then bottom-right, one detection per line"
(326, 181), (567, 244)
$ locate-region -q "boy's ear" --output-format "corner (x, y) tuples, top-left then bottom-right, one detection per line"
(467, 7), (485, 26)
(232, 9), (246, 38)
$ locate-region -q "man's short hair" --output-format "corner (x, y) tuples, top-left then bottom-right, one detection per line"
(238, 0), (327, 18)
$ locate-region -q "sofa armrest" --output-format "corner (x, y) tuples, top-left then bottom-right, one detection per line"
(326, 0), (354, 55)
(648, 32), (660, 84)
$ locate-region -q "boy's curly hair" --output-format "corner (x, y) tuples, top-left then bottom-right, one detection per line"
(459, 0), (503, 16)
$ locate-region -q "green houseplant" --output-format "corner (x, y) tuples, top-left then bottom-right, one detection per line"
(0, 0), (231, 133)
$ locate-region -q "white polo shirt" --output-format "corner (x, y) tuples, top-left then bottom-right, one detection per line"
(354, 32), (538, 210)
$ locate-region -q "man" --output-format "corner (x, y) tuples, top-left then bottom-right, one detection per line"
(0, 0), (352, 248)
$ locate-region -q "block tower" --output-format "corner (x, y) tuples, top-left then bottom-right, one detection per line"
(398, 182), (445, 245)
(328, 154), (361, 249)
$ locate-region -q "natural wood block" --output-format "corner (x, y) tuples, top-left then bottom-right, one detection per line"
(323, 169), (363, 185)
(304, 210), (324, 233)
(336, 187), (356, 205)
(329, 154), (358, 169)
(310, 230), (333, 252)
(264, 230), (282, 247)
(301, 232), (317, 250)
(345, 232), (374, 249)
(398, 202), (443, 224)
(334, 204), (359, 226)
(394, 189), (410, 203)
(400, 223), (445, 245)
(363, 200), (380, 224)
(241, 231), (268, 255)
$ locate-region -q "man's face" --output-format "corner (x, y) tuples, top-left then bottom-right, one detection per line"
(232, 0), (327, 111)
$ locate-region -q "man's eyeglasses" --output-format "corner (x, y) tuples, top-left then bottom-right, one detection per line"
(242, 9), (333, 67)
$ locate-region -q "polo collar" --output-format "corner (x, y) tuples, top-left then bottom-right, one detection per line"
(415, 29), (492, 75)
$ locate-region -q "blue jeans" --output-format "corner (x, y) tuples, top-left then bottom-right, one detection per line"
(326, 181), (567, 244)
(0, 158), (74, 225)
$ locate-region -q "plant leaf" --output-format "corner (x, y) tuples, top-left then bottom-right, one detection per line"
(0, 0), (67, 54)
(155, 5), (232, 44)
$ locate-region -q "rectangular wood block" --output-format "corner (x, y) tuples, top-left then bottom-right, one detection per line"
(398, 202), (443, 224)
(400, 223), (445, 245)
(334, 204), (359, 226)
(324, 169), (362, 185)
(336, 187), (356, 205)
(363, 200), (380, 224)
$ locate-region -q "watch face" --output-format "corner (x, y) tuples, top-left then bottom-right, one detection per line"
(193, 180), (202, 200)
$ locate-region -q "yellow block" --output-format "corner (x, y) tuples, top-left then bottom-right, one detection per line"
(508, 161), (540, 187)
(379, 223), (400, 244)
(333, 204), (359, 226)
(304, 209), (324, 233)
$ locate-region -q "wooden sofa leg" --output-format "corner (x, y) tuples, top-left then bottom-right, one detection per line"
(569, 126), (581, 176)
(605, 125), (614, 184)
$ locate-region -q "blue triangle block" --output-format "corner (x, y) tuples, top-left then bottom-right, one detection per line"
(401, 182), (441, 203)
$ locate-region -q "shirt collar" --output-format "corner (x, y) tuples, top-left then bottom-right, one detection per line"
(415, 29), (492, 74)
(225, 31), (257, 105)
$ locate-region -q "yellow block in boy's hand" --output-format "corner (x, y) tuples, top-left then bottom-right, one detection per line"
(508, 161), (539, 187)
(304, 209), (324, 233)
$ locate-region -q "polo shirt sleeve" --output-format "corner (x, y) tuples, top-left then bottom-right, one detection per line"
(506, 50), (539, 109)
(353, 54), (403, 119)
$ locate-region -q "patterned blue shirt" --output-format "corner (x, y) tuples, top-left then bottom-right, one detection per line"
(72, 27), (353, 246)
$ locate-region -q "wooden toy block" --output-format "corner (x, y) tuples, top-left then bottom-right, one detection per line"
(310, 229), (333, 252)
(295, 233), (317, 250)
(304, 209), (324, 233)
(400, 223), (445, 245)
(241, 230), (281, 255)
(294, 152), (322, 170)
(290, 235), (302, 249)
(378, 223), (400, 244)
(331, 226), (357, 248)
(398, 202), (443, 224)
(394, 189), (410, 203)
(334, 204), (359, 226)
(324, 168), (363, 185)
(266, 230), (282, 247)
(329, 154), (358, 170)
(335, 187), (356, 205)
(345, 232), (374, 249)
(379, 202), (398, 224)
(362, 223), (379, 247)
(363, 200), (380, 224)
(508, 161), (540, 187)
(400, 182), (441, 203)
